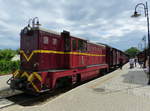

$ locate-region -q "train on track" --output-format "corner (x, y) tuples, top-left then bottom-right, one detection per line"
(8, 18), (129, 93)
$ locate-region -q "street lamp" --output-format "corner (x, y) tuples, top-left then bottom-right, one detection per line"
(138, 43), (143, 51)
(142, 36), (147, 68)
(131, 1), (150, 85)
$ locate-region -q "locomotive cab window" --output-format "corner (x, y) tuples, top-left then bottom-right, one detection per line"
(72, 40), (77, 51)
(52, 38), (57, 45)
(43, 36), (49, 44)
(65, 38), (71, 51)
(78, 40), (87, 52)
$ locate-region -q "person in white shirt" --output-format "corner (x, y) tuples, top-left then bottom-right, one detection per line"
(129, 58), (134, 69)
(146, 56), (149, 74)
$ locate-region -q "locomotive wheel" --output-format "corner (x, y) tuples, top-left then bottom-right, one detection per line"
(99, 69), (107, 76)
(55, 76), (72, 89)
(76, 74), (81, 82)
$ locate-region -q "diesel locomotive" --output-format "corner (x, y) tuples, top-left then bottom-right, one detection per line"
(8, 18), (128, 93)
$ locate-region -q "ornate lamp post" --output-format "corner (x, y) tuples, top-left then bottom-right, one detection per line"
(142, 36), (147, 68)
(131, 2), (150, 85)
(138, 43), (143, 51)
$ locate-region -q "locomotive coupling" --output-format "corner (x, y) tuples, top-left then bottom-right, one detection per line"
(10, 77), (27, 90)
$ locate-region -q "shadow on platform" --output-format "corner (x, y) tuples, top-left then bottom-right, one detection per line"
(122, 68), (148, 85)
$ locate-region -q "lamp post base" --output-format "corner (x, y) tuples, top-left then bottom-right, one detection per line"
(147, 79), (150, 85)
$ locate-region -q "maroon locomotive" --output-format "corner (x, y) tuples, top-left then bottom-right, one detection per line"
(9, 18), (128, 93)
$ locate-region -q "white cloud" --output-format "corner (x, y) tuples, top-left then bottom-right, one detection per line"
(0, 0), (149, 50)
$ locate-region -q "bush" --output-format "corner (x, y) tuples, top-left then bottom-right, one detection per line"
(0, 60), (20, 74)
(0, 49), (17, 61)
(0, 49), (19, 75)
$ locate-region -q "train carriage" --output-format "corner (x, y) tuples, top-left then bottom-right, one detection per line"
(104, 44), (128, 70)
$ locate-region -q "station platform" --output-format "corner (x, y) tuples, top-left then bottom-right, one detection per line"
(2, 63), (150, 111)
(0, 75), (11, 90)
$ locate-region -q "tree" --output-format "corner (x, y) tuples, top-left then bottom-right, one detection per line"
(125, 47), (140, 58)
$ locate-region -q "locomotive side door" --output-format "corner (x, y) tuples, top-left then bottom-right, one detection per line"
(110, 48), (113, 67)
(61, 31), (71, 68)
(78, 39), (87, 68)
(71, 38), (78, 68)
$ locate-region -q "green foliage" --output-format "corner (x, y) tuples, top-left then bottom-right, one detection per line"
(0, 60), (20, 74)
(0, 49), (17, 61)
(16, 48), (20, 54)
(125, 47), (140, 58)
(0, 49), (20, 75)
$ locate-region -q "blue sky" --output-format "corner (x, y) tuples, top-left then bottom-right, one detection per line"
(0, 0), (149, 51)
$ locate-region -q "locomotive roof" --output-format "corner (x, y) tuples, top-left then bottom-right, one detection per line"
(34, 27), (86, 39)
(34, 27), (60, 35)
(33, 27), (128, 55)
(34, 27), (88, 41)
(99, 43), (127, 54)
(33, 27), (106, 48)
(70, 35), (88, 41)
(88, 42), (106, 47)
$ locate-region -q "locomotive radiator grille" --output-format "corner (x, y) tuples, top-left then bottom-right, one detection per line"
(20, 50), (106, 62)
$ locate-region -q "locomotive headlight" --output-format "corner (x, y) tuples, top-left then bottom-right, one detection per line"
(23, 28), (28, 34)
(27, 26), (31, 31)
(33, 63), (39, 67)
(18, 83), (23, 88)
(23, 26), (32, 35)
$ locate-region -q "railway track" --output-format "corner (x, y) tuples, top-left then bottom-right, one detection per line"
(0, 88), (22, 109)
(0, 78), (96, 110)
(0, 68), (117, 110)
(0, 88), (22, 98)
(0, 85), (77, 110)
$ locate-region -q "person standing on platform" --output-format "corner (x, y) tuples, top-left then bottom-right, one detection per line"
(134, 58), (137, 67)
(145, 56), (149, 75)
(129, 58), (134, 69)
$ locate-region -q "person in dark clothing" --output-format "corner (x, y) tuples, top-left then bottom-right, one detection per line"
(134, 58), (137, 67)
(119, 58), (123, 69)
